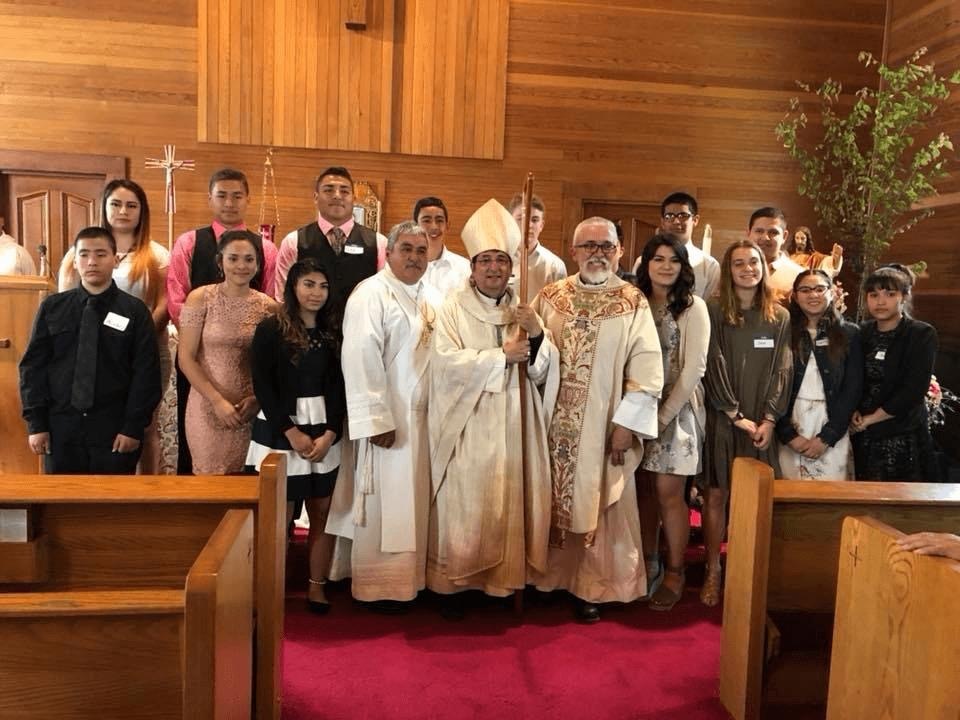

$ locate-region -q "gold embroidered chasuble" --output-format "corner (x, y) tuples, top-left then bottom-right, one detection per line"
(534, 274), (664, 540)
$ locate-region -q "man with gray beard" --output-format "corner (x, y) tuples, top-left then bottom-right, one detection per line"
(531, 216), (663, 623)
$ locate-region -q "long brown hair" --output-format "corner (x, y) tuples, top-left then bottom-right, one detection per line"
(278, 258), (342, 365)
(103, 179), (159, 309)
(718, 239), (778, 326)
(788, 269), (847, 364)
(58, 179), (159, 310)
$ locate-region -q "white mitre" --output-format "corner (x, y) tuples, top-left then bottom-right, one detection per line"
(461, 199), (520, 260)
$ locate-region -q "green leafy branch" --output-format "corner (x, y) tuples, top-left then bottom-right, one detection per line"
(775, 48), (959, 306)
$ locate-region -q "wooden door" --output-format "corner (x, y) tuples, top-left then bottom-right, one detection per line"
(3, 174), (102, 276)
(581, 201), (661, 273)
(0, 150), (125, 277)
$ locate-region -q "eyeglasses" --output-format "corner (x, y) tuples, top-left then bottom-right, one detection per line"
(574, 242), (618, 255)
(663, 212), (694, 222)
(796, 285), (830, 295)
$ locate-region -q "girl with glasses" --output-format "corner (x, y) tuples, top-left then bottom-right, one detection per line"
(776, 270), (862, 480)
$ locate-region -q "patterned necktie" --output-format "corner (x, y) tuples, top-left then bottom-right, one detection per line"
(70, 295), (99, 411)
(329, 227), (346, 255)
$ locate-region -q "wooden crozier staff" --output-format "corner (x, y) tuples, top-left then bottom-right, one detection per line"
(514, 172), (535, 614)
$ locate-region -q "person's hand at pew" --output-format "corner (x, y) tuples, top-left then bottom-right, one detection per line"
(897, 532), (960, 562)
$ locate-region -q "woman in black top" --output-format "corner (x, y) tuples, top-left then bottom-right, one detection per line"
(245, 258), (345, 611)
(850, 265), (938, 481)
(776, 269), (862, 479)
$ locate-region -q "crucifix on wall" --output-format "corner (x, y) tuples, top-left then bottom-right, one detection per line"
(145, 145), (195, 250)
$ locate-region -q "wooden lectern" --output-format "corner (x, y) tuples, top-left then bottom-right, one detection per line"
(0, 275), (54, 474)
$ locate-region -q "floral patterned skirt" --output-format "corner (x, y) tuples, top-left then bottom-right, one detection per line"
(641, 401), (702, 476)
(778, 396), (853, 480)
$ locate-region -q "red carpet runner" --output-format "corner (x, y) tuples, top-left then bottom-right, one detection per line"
(281, 583), (729, 719)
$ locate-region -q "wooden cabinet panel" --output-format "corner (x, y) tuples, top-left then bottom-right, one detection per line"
(198, 0), (507, 159)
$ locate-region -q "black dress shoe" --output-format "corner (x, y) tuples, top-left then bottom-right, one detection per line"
(574, 600), (601, 624)
(307, 598), (331, 615)
(366, 599), (411, 615)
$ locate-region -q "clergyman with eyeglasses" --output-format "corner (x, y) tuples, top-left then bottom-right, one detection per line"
(531, 216), (664, 623)
(425, 198), (559, 620)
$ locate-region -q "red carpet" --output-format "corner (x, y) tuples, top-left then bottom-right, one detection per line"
(281, 583), (729, 720)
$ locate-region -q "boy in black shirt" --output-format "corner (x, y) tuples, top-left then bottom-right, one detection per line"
(19, 226), (162, 474)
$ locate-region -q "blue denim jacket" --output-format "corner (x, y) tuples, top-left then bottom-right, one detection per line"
(776, 320), (863, 447)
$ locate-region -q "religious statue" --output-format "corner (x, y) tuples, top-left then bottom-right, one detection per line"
(788, 226), (844, 276)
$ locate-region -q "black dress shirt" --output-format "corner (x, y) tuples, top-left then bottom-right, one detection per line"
(19, 281), (162, 441)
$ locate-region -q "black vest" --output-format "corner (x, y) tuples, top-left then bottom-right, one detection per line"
(296, 222), (378, 302)
(190, 226), (268, 292)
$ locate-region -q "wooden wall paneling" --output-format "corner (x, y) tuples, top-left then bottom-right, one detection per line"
(396, 0), (508, 159)
(304, 2), (318, 150)
(885, 0), (960, 369)
(3, 1), (890, 266)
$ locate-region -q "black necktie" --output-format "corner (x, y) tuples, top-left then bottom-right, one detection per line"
(71, 295), (99, 411)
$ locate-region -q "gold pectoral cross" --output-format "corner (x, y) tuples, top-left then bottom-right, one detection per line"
(417, 302), (436, 349)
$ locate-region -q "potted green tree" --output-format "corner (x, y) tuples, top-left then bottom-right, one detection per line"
(775, 47), (960, 317)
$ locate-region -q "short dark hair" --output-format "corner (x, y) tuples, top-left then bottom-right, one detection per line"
(315, 166), (353, 191)
(208, 168), (249, 194)
(74, 226), (116, 253)
(508, 192), (545, 214)
(413, 196), (448, 223)
(661, 192), (698, 216)
(749, 206), (787, 230)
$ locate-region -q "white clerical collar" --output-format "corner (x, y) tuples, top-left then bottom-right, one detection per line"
(400, 279), (422, 300)
(473, 286), (509, 306)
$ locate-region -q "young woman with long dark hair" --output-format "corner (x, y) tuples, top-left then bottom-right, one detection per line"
(178, 231), (276, 474)
(635, 233), (709, 611)
(776, 269), (862, 479)
(246, 258), (345, 611)
(850, 265), (938, 481)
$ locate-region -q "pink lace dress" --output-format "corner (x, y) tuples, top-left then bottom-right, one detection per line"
(180, 284), (274, 474)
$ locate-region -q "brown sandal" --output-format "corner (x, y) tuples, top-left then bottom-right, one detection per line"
(699, 565), (722, 607)
(649, 566), (685, 611)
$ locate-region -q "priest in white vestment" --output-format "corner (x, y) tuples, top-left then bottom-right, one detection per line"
(532, 216), (664, 623)
(427, 199), (558, 614)
(326, 221), (441, 610)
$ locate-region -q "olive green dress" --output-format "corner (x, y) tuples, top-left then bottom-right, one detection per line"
(702, 301), (793, 488)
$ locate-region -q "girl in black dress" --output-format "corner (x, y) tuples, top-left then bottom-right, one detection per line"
(246, 258), (345, 611)
(850, 264), (938, 481)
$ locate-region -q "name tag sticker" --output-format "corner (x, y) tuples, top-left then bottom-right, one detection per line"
(344, 244), (364, 255)
(753, 337), (775, 349)
(875, 350), (886, 360)
(103, 312), (130, 331)
(815, 338), (830, 347)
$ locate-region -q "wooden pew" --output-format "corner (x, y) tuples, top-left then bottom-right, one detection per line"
(0, 455), (287, 720)
(0, 508), (253, 719)
(719, 458), (960, 720)
(827, 516), (960, 720)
